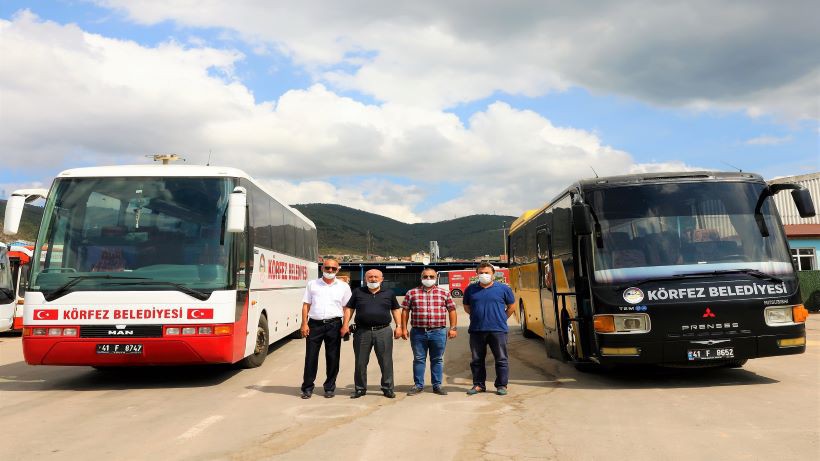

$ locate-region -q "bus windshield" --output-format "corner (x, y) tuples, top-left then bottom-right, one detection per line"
(0, 247), (12, 297)
(588, 181), (793, 284)
(30, 177), (235, 296)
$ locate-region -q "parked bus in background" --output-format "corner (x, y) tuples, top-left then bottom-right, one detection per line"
(508, 171), (814, 369)
(7, 244), (34, 330)
(3, 163), (318, 368)
(0, 243), (15, 332)
(437, 268), (510, 298)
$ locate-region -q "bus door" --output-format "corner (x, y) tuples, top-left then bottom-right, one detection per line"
(536, 226), (563, 359)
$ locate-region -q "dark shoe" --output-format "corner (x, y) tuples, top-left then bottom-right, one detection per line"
(406, 386), (423, 396)
(383, 389), (396, 399)
(466, 386), (485, 395)
(433, 387), (448, 396)
(350, 390), (366, 399)
(324, 391), (335, 398)
(496, 386), (508, 396)
(300, 391), (312, 399)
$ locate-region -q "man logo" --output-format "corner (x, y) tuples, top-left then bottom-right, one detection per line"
(703, 307), (716, 318)
(259, 254), (266, 280)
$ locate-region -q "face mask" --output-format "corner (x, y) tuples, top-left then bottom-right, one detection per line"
(478, 273), (493, 284)
(366, 282), (380, 290)
(421, 279), (436, 288)
(323, 272), (337, 279)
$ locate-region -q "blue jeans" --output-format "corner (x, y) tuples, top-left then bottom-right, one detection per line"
(469, 331), (508, 389)
(410, 327), (448, 389)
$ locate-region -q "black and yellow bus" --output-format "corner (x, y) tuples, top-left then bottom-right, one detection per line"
(508, 171), (814, 368)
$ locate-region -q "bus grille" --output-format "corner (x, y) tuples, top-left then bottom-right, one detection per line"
(667, 330), (751, 339)
(80, 325), (164, 338)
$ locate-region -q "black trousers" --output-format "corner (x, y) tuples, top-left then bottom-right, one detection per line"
(352, 326), (394, 392)
(301, 319), (342, 393)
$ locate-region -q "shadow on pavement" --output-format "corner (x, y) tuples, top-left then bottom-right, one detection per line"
(496, 333), (782, 390)
(0, 340), (296, 392)
(0, 361), (242, 391)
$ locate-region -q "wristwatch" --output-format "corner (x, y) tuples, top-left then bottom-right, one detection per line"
(449, 327), (457, 331)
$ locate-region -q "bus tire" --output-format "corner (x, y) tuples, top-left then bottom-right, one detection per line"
(451, 289), (463, 298)
(519, 302), (537, 339)
(239, 313), (269, 369)
(562, 311), (579, 362)
(723, 359), (747, 368)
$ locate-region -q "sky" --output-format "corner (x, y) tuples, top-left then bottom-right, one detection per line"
(0, 0), (818, 223)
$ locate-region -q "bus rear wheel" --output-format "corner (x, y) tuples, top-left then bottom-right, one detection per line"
(239, 314), (269, 369)
(519, 302), (537, 339)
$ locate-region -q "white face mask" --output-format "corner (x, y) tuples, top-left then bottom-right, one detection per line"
(478, 273), (493, 285)
(421, 278), (436, 288)
(366, 281), (380, 290)
(322, 272), (337, 280)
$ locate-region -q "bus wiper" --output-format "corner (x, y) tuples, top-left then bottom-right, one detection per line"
(628, 268), (782, 287)
(103, 280), (211, 301)
(708, 269), (783, 283)
(44, 275), (149, 301)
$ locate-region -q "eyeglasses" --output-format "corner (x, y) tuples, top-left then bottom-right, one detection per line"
(421, 275), (436, 279)
(322, 266), (340, 272)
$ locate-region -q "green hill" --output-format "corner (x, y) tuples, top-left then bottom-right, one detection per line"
(1, 199), (514, 258)
(293, 203), (514, 258)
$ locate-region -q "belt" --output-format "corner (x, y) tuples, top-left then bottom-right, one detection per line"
(358, 324), (390, 331)
(309, 317), (341, 324)
(414, 326), (446, 331)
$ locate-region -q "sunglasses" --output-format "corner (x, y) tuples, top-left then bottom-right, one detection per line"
(322, 266), (340, 272)
(421, 275), (436, 279)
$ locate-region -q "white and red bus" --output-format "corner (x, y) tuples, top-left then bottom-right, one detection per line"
(0, 243), (15, 332)
(3, 164), (317, 367)
(437, 268), (510, 297)
(7, 244), (34, 330)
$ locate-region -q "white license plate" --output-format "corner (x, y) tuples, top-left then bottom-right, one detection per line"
(687, 347), (734, 361)
(96, 344), (143, 354)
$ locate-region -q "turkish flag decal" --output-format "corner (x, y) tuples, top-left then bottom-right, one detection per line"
(33, 309), (59, 320)
(187, 308), (214, 320)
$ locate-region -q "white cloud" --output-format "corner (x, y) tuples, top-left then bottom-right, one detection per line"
(0, 12), (701, 224)
(744, 135), (793, 146)
(96, 0), (820, 120)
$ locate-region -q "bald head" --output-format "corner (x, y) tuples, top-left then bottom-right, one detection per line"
(365, 269), (383, 279)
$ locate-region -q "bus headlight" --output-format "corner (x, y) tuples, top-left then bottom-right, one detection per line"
(594, 314), (651, 334)
(764, 305), (800, 326)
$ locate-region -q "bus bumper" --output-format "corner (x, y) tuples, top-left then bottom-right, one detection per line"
(595, 332), (806, 365)
(22, 336), (237, 366)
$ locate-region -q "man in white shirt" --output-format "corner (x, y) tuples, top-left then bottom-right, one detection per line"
(300, 258), (352, 399)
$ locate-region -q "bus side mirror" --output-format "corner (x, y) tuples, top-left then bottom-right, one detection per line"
(226, 187), (247, 233)
(3, 188), (48, 235)
(791, 188), (816, 218)
(3, 195), (25, 235)
(572, 202), (593, 235)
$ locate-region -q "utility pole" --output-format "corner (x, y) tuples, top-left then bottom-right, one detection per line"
(502, 221), (507, 259)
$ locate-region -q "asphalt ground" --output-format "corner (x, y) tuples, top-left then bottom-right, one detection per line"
(0, 301), (817, 461)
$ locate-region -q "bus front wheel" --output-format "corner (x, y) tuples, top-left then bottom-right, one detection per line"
(451, 289), (463, 298)
(239, 313), (269, 369)
(563, 311), (579, 362)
